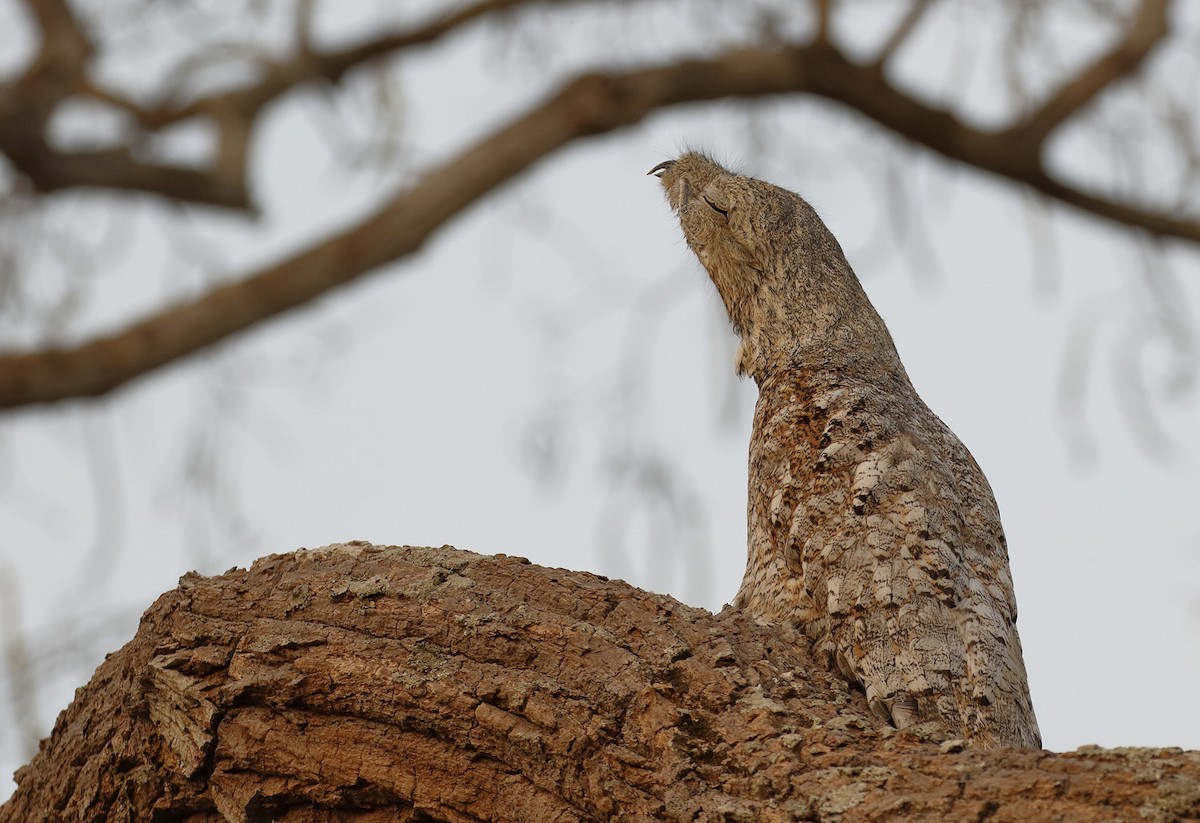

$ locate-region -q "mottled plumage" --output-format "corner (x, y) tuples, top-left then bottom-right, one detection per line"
(652, 153), (1040, 749)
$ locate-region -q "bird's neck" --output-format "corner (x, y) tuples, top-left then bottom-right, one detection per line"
(744, 330), (915, 399)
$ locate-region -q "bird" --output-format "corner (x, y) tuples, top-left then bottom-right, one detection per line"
(650, 152), (1040, 749)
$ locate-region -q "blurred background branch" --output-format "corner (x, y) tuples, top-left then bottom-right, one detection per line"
(0, 0), (1196, 408)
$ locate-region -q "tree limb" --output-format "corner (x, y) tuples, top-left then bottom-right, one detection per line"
(1, 39), (1194, 409)
(2, 543), (1197, 821)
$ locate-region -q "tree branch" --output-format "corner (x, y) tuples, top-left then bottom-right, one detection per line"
(0, 0), (543, 210)
(871, 0), (935, 68)
(1018, 0), (1169, 145)
(2, 40), (1196, 409)
(1, 141), (253, 209)
(3, 543), (1198, 821)
(814, 0), (833, 44)
(145, 0), (541, 128)
(18, 0), (91, 74)
(0, 0), (1179, 212)
(0, 0), (91, 122)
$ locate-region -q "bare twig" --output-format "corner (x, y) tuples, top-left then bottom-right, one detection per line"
(0, 0), (544, 210)
(1018, 0), (1169, 145)
(294, 0), (317, 56)
(0, 568), (41, 765)
(814, 0), (833, 44)
(872, 0), (935, 68)
(151, 0), (536, 126)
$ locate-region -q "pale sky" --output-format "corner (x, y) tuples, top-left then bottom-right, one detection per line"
(2, 1), (1199, 799)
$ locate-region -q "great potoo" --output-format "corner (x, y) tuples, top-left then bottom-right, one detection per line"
(651, 152), (1040, 749)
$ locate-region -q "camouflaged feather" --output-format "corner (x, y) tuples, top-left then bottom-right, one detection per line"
(654, 153), (1040, 749)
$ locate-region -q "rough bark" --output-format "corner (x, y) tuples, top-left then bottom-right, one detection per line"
(2, 543), (1198, 822)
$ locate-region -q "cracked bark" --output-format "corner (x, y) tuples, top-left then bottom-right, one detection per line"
(2, 543), (1197, 822)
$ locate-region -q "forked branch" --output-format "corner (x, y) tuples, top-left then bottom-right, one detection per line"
(1018, 0), (1169, 144)
(0, 0), (545, 209)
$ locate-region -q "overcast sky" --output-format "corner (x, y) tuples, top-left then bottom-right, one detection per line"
(2, 1), (1199, 798)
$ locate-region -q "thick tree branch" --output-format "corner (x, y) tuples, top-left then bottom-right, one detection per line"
(1, 40), (1195, 410)
(2, 543), (1198, 821)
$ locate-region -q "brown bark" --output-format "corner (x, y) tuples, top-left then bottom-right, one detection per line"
(0, 1), (1193, 410)
(3, 543), (1198, 822)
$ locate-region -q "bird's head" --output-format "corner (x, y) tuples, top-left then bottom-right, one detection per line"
(651, 152), (887, 382)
